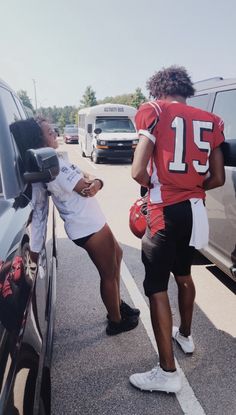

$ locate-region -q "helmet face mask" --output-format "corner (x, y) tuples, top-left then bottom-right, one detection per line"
(129, 197), (147, 239)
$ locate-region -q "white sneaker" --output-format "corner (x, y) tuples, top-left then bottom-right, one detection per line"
(129, 365), (182, 393)
(172, 326), (195, 354)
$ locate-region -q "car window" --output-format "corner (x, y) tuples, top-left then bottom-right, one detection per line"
(0, 86), (25, 183)
(13, 95), (27, 120)
(212, 89), (236, 141)
(0, 166), (2, 195)
(64, 127), (77, 134)
(0, 86), (21, 125)
(187, 94), (209, 111)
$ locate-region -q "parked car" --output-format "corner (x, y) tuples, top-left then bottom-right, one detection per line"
(63, 125), (78, 144)
(51, 124), (60, 137)
(188, 77), (236, 282)
(0, 78), (59, 414)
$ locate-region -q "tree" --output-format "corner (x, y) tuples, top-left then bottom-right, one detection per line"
(98, 88), (147, 108)
(58, 113), (66, 130)
(69, 109), (78, 125)
(17, 90), (34, 112)
(130, 88), (147, 109)
(80, 86), (97, 107)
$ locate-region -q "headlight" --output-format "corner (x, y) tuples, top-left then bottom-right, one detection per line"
(132, 139), (139, 145)
(97, 140), (106, 145)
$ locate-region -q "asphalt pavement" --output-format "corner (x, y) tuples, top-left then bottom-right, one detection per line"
(51, 141), (236, 415)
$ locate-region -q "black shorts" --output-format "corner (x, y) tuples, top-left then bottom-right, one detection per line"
(142, 200), (195, 297)
(73, 233), (95, 248)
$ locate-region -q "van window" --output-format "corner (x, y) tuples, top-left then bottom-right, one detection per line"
(187, 94), (209, 110)
(212, 89), (236, 141)
(95, 117), (136, 133)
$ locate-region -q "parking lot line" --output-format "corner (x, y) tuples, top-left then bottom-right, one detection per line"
(121, 260), (206, 415)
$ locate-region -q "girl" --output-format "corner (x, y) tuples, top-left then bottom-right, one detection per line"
(10, 118), (139, 336)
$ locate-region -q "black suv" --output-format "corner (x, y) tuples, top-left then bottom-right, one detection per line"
(0, 79), (58, 414)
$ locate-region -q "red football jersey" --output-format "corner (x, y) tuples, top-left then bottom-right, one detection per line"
(135, 100), (225, 207)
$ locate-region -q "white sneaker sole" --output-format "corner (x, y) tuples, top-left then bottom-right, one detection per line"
(129, 376), (182, 393)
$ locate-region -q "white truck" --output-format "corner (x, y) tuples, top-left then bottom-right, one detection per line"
(78, 103), (138, 163)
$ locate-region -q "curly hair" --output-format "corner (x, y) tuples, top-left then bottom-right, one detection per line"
(146, 66), (195, 99)
(10, 118), (44, 164)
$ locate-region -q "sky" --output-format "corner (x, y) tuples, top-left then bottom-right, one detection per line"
(1, 0), (236, 108)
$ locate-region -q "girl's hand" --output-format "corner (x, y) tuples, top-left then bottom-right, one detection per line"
(80, 179), (103, 197)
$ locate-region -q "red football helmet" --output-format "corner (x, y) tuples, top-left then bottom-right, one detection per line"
(129, 197), (147, 239)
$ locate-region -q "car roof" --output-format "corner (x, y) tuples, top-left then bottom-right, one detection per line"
(194, 77), (236, 94)
(0, 78), (15, 93)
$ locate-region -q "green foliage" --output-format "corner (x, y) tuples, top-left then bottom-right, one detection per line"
(17, 90), (34, 112)
(29, 86), (146, 133)
(80, 86), (97, 107)
(69, 109), (78, 124)
(37, 105), (78, 130)
(130, 88), (147, 108)
(58, 113), (66, 130)
(98, 87), (147, 108)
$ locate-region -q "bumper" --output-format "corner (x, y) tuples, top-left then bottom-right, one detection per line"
(95, 148), (134, 159)
(64, 137), (79, 144)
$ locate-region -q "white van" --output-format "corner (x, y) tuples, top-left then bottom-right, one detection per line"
(78, 103), (138, 163)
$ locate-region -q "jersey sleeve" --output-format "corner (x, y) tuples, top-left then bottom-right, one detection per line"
(47, 158), (84, 195)
(135, 102), (160, 144)
(212, 115), (225, 149)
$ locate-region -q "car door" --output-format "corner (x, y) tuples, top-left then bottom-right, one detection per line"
(205, 88), (236, 278)
(0, 84), (53, 414)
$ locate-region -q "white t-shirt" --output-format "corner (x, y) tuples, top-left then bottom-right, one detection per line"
(47, 157), (106, 240)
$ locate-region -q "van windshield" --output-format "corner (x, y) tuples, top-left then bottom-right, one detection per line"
(95, 117), (136, 133)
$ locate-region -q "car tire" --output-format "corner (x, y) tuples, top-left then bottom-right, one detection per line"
(80, 144), (86, 157)
(91, 148), (99, 164)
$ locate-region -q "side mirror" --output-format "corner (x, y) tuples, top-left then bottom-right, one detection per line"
(87, 124), (93, 134)
(221, 141), (236, 167)
(94, 128), (102, 135)
(23, 147), (59, 183)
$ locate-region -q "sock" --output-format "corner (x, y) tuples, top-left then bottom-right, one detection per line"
(161, 366), (176, 373)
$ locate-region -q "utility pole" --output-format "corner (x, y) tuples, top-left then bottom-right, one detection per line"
(32, 79), (38, 112)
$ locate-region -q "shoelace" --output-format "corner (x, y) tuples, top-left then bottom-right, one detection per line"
(149, 367), (160, 380)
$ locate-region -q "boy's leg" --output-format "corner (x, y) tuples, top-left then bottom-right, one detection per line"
(150, 291), (176, 371)
(174, 274), (195, 336)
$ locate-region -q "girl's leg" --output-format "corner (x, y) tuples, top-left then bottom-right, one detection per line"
(83, 224), (122, 322)
(114, 239), (123, 305)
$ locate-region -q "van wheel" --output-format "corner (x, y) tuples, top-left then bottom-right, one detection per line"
(91, 149), (99, 164)
(80, 143), (86, 157)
